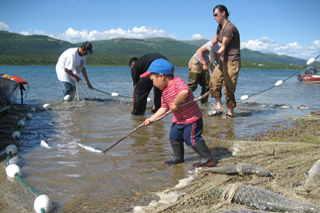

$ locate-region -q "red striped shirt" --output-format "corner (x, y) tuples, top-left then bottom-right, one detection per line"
(161, 77), (202, 124)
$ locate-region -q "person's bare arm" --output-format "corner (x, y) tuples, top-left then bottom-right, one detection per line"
(217, 36), (232, 58)
(211, 35), (218, 47)
(82, 68), (93, 89)
(196, 45), (210, 70)
(64, 68), (81, 82)
(170, 89), (189, 112)
(143, 107), (168, 125)
(131, 85), (136, 111)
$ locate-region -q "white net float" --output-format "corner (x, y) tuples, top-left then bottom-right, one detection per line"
(64, 95), (71, 101)
(34, 194), (52, 213)
(43, 104), (51, 109)
(240, 95), (249, 100)
(26, 112), (32, 119)
(307, 58), (316, 66)
(6, 144), (18, 155)
(6, 164), (21, 178)
(12, 131), (21, 139)
(17, 120), (25, 127)
(275, 80), (283, 87)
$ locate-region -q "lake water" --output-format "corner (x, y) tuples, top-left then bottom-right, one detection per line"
(0, 65), (319, 212)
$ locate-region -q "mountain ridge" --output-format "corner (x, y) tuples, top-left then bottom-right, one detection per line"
(1, 30), (317, 69)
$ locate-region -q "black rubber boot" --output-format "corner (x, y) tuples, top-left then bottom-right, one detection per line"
(165, 142), (185, 165)
(191, 141), (214, 168)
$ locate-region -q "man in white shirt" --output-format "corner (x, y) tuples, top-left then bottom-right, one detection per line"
(56, 41), (93, 100)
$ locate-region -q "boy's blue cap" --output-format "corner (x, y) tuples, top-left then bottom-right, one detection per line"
(140, 58), (173, 78)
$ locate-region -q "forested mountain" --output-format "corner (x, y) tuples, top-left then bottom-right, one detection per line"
(1, 30), (317, 69)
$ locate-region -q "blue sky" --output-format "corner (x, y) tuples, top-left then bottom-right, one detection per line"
(1, 0), (319, 60)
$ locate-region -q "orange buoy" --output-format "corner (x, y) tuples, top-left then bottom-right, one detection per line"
(11, 76), (28, 84)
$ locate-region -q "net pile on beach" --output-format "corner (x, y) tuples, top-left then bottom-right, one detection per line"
(132, 138), (320, 213)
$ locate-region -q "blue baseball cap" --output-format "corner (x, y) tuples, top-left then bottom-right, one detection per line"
(140, 58), (174, 78)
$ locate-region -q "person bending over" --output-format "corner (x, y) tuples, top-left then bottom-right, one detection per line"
(56, 41), (93, 100)
(129, 53), (169, 115)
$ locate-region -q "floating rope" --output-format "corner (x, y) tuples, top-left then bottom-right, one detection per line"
(79, 82), (93, 99)
(43, 88), (75, 109)
(80, 79), (132, 99)
(5, 153), (41, 196)
(91, 87), (132, 98)
(4, 113), (52, 213)
(239, 54), (320, 101)
(4, 150), (49, 213)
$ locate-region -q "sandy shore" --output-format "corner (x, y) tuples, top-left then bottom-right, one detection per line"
(252, 113), (320, 143)
(136, 112), (320, 212)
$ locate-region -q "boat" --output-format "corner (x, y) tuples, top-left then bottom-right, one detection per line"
(0, 74), (28, 113)
(297, 65), (320, 83)
(299, 74), (320, 83)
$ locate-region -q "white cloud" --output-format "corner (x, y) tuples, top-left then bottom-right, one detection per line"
(21, 29), (47, 36)
(22, 26), (177, 43)
(241, 36), (278, 51)
(0, 21), (10, 31)
(312, 40), (320, 49)
(192, 34), (203, 40)
(241, 36), (320, 59)
(4, 21), (318, 60)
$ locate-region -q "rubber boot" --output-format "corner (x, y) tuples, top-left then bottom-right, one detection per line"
(191, 141), (214, 168)
(165, 142), (185, 165)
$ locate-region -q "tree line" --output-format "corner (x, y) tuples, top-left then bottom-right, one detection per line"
(0, 54), (306, 70)
(0, 54), (190, 67)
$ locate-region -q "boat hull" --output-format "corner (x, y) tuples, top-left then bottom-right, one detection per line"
(302, 74), (320, 83)
(0, 76), (19, 112)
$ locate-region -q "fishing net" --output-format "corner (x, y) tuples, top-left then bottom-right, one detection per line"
(1, 58), (320, 213)
(132, 138), (320, 213)
(1, 134), (320, 212)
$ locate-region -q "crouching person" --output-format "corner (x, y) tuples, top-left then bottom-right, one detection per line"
(141, 58), (214, 168)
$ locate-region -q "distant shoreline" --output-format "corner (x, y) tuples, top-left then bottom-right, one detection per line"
(0, 58), (307, 70)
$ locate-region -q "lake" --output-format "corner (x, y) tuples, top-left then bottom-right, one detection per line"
(0, 65), (319, 212)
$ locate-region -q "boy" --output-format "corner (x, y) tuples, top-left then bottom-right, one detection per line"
(141, 58), (214, 168)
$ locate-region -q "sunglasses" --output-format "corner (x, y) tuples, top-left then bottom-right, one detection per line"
(213, 13), (218, 17)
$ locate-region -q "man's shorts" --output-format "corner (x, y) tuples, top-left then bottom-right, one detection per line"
(169, 118), (204, 146)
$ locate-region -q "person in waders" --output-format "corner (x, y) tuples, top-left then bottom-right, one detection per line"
(141, 58), (214, 168)
(129, 53), (169, 115)
(187, 40), (213, 105)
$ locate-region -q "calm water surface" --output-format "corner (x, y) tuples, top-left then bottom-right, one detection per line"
(0, 65), (319, 212)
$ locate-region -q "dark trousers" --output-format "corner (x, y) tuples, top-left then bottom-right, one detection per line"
(132, 77), (162, 115)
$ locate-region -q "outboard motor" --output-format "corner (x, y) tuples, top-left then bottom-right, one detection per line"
(305, 65), (318, 74)
(10, 76), (29, 104)
(297, 72), (303, 81)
